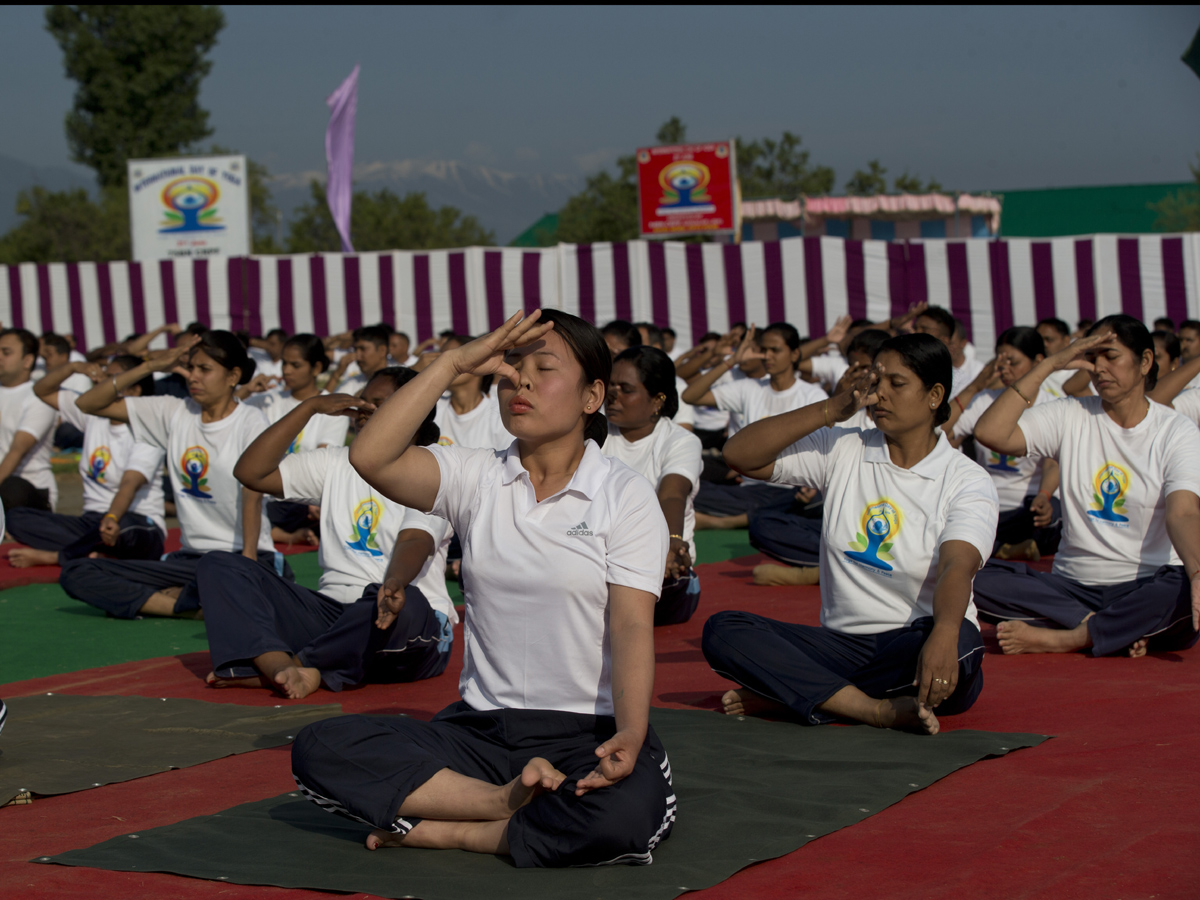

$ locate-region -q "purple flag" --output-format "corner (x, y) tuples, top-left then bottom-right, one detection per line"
(325, 64), (359, 253)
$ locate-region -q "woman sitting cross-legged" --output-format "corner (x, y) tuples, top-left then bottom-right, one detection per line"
(702, 334), (999, 735)
(62, 332), (290, 618)
(291, 310), (675, 867)
(7, 355), (166, 568)
(200, 367), (455, 699)
(603, 345), (703, 625)
(971, 315), (1200, 658)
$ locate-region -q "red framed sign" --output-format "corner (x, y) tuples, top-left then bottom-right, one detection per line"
(636, 141), (738, 238)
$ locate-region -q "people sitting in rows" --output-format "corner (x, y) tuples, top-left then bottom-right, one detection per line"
(242, 334), (351, 545)
(433, 334), (511, 451)
(248, 328), (287, 380)
(7, 356), (166, 568)
(673, 325), (757, 450)
(971, 315), (1200, 657)
(944, 326), (1063, 562)
(913, 306), (983, 398)
(747, 327), (891, 587)
(201, 367), (454, 700)
(630, 322), (694, 431)
(604, 345), (703, 625)
(328, 325), (392, 395)
(0, 328), (59, 512)
(703, 333), (998, 735)
(683, 323), (828, 529)
(292, 310), (675, 867)
(64, 331), (292, 619)
(39, 333), (94, 450)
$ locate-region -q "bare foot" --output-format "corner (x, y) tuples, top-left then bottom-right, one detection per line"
(498, 757), (567, 815)
(366, 829), (406, 850)
(273, 665), (322, 699)
(874, 697), (939, 735)
(272, 527), (319, 547)
(695, 512), (749, 531)
(721, 688), (789, 717)
(1128, 638), (1148, 658)
(8, 548), (58, 568)
(753, 563), (820, 586)
(205, 670), (271, 689)
(996, 539), (1040, 562)
(996, 619), (1090, 655)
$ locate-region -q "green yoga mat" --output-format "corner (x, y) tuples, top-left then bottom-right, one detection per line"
(1, 693), (341, 805)
(39, 707), (1047, 900)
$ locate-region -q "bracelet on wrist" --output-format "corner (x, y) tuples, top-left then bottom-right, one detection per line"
(669, 534), (685, 541)
(1037, 489), (1052, 499)
(103, 513), (119, 521)
(1009, 383), (1034, 407)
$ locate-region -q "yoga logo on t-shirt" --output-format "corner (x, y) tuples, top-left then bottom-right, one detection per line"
(1088, 462), (1130, 525)
(179, 446), (213, 499)
(345, 498), (384, 556)
(437, 436), (455, 446)
(844, 499), (900, 572)
(286, 428), (304, 455)
(987, 450), (1019, 473)
(87, 445), (112, 483)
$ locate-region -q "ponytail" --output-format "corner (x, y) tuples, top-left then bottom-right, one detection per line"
(586, 411), (608, 448)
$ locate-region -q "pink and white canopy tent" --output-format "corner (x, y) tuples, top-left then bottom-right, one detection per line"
(2, 234), (1196, 355)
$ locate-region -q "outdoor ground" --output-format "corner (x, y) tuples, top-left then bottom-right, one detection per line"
(1, 482), (1196, 899)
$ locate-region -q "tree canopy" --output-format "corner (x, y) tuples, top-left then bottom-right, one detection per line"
(1150, 155), (1200, 232)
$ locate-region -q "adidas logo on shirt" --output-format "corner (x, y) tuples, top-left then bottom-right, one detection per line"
(567, 521), (594, 537)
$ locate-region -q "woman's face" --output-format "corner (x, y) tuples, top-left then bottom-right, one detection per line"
(280, 344), (318, 392)
(1087, 328), (1152, 402)
(994, 343), (1041, 387)
(869, 350), (942, 436)
(186, 349), (239, 405)
(499, 330), (604, 444)
(606, 359), (659, 431)
(760, 331), (800, 376)
(1153, 337), (1177, 374)
(356, 377), (397, 433)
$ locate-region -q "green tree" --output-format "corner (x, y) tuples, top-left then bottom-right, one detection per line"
(736, 132), (835, 200)
(1150, 155), (1200, 231)
(46, 5), (225, 188)
(286, 182), (494, 253)
(208, 145), (280, 254)
(0, 186), (129, 264)
(892, 171), (944, 194)
(844, 160), (889, 196)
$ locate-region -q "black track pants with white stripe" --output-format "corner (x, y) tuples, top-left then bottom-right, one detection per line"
(292, 702), (676, 867)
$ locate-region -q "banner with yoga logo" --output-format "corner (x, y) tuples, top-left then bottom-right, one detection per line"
(0, 234), (1196, 354)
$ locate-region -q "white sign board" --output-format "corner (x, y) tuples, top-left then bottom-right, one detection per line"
(127, 155), (250, 261)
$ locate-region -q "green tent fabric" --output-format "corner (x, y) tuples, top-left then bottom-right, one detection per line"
(40, 707), (1047, 900)
(1, 694), (341, 805)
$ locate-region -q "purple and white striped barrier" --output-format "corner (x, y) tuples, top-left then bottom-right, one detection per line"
(2, 235), (1196, 354)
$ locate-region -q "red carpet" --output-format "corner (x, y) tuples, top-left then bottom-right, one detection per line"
(2, 552), (1198, 899)
(0, 531), (317, 590)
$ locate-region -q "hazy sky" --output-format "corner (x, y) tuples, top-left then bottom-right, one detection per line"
(2, 5), (1199, 193)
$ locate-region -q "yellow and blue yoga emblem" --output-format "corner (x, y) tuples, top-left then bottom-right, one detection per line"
(845, 499), (901, 572)
(179, 445), (212, 499)
(87, 445), (112, 483)
(987, 450), (1019, 473)
(1088, 462), (1130, 524)
(345, 498), (384, 556)
(286, 428), (305, 455)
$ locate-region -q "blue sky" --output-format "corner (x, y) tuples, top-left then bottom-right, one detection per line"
(1, 6), (1198, 219)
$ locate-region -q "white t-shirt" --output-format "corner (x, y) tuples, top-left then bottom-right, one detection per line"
(1173, 389), (1200, 429)
(435, 392), (511, 451)
(59, 393), (165, 533)
(671, 377), (695, 429)
(248, 347), (283, 380)
(427, 440), (668, 716)
(953, 386), (1056, 511)
(336, 372), (369, 396)
(1041, 369), (1074, 398)
(602, 417), (702, 562)
(951, 356), (986, 400)
(0, 381), (57, 507)
(279, 446), (455, 619)
(771, 427), (998, 635)
(691, 366), (732, 432)
(1019, 396), (1200, 585)
(713, 374), (828, 486)
(127, 397), (274, 554)
(245, 389), (349, 452)
(809, 353), (849, 395)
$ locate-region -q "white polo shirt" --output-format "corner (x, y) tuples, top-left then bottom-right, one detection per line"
(435, 391), (511, 451)
(951, 356), (986, 400)
(1019, 396), (1200, 585)
(771, 427), (998, 635)
(59, 393), (166, 533)
(126, 397), (274, 554)
(279, 446), (455, 620)
(671, 377), (695, 429)
(245, 389), (350, 452)
(1173, 389), (1200, 429)
(427, 439), (668, 716)
(602, 417), (702, 563)
(809, 353), (849, 395)
(0, 381), (57, 507)
(953, 386), (1056, 511)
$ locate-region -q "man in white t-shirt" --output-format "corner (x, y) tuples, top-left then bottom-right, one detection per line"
(0, 328), (58, 512)
(8, 356), (166, 568)
(1178, 320), (1200, 391)
(248, 328), (288, 380)
(914, 307), (983, 398)
(200, 368), (456, 699)
(330, 325), (391, 395)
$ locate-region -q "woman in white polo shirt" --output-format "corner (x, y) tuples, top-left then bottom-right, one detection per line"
(683, 323), (828, 529)
(604, 345), (703, 625)
(291, 310), (674, 868)
(703, 333), (999, 735)
(199, 366), (455, 699)
(972, 315), (1200, 657)
(63, 331), (290, 619)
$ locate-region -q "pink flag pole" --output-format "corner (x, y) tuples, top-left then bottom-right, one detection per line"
(325, 64), (360, 253)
